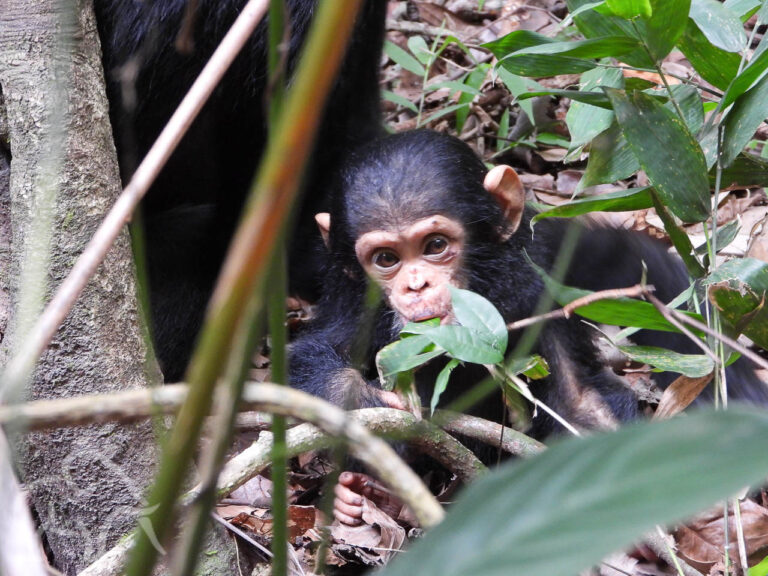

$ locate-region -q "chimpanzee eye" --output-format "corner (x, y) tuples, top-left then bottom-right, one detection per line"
(373, 250), (400, 269)
(424, 235), (448, 256)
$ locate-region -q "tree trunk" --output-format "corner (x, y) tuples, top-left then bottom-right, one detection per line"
(0, 1), (159, 573)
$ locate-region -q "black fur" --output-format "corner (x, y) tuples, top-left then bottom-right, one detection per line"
(289, 130), (768, 443)
(95, 0), (387, 380)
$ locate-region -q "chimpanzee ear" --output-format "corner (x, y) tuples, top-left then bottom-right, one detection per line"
(315, 212), (331, 249)
(483, 165), (525, 239)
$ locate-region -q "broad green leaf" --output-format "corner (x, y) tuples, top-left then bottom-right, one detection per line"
(721, 41), (768, 108)
(750, 554), (768, 576)
(450, 286), (508, 352)
(641, 0), (691, 62)
(384, 40), (425, 75)
(606, 88), (710, 223)
(381, 90), (418, 113)
(483, 30), (556, 56)
(719, 153), (768, 188)
(606, 0), (652, 18)
(723, 0), (761, 19)
(496, 68), (542, 124)
(497, 53), (599, 77)
(568, 0), (652, 67)
(704, 258), (768, 349)
(666, 84), (705, 134)
(512, 36), (641, 59)
(401, 317), (441, 336)
(617, 345), (715, 377)
(375, 335), (443, 389)
(722, 73), (768, 168)
(678, 18), (742, 90)
(430, 358), (460, 415)
(690, 0), (746, 52)
(567, 67), (623, 149)
(380, 408), (768, 576)
(407, 35), (433, 66)
(528, 258), (704, 332)
(421, 325), (505, 364)
(531, 187), (654, 223)
(580, 122), (641, 189)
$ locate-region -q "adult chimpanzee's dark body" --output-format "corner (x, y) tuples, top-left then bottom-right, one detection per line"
(95, 0), (386, 380)
(289, 130), (768, 447)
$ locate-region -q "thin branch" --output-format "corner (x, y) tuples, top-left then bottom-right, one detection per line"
(1, 0), (270, 392)
(506, 284), (650, 331)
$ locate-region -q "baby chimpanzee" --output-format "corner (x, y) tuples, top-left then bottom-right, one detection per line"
(288, 130), (768, 524)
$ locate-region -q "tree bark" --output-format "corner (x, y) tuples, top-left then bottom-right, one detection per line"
(0, 1), (159, 573)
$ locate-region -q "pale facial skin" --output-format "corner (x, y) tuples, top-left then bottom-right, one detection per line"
(354, 215), (466, 326)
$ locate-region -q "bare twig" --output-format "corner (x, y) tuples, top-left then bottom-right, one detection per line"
(436, 410), (544, 457)
(1, 0), (270, 391)
(506, 284), (650, 331)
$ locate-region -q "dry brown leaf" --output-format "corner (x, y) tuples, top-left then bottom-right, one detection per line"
(329, 497), (407, 567)
(674, 500), (768, 573)
(653, 373), (713, 420)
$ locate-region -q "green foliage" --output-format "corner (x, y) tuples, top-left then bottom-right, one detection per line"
(380, 407), (768, 576)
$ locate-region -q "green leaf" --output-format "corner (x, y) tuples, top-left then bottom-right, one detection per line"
(496, 68), (543, 124)
(450, 286), (508, 353)
(580, 122), (641, 189)
(497, 108), (510, 153)
(384, 40), (425, 75)
(694, 219), (741, 255)
(605, 88), (710, 223)
(640, 0), (691, 62)
(381, 90), (418, 113)
(528, 258), (704, 332)
(518, 89), (614, 108)
(718, 153), (768, 188)
(512, 36), (642, 59)
(483, 30), (557, 57)
(666, 84), (705, 134)
(690, 0), (746, 52)
(605, 0), (652, 18)
(426, 80), (482, 97)
(494, 37), (641, 77)
(407, 35), (433, 66)
(704, 258), (768, 349)
(401, 317), (441, 336)
(568, 0), (651, 67)
(567, 67), (623, 149)
(430, 358), (460, 415)
(508, 355), (551, 379)
(380, 408), (768, 576)
(421, 325), (504, 364)
(678, 18), (742, 90)
(722, 41), (768, 108)
(722, 73), (768, 168)
(649, 193), (707, 278)
(723, 0), (761, 19)
(375, 335), (444, 390)
(531, 187), (654, 223)
(457, 64), (488, 135)
(617, 345), (715, 377)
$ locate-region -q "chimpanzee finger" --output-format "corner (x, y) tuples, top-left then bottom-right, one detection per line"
(333, 506), (362, 526)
